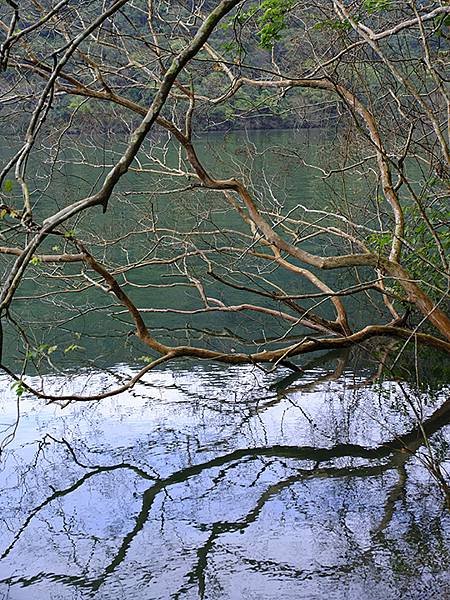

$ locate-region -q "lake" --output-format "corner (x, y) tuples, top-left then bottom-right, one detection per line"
(0, 130), (449, 599)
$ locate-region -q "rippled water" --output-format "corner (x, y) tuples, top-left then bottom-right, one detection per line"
(1, 357), (449, 599)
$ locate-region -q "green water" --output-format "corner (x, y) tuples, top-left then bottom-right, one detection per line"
(0, 131), (449, 599)
(2, 129), (389, 369)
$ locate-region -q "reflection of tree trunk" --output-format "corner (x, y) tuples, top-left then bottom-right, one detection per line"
(3, 395), (448, 588)
(90, 396), (450, 587)
(272, 349), (350, 396)
(372, 464), (407, 536)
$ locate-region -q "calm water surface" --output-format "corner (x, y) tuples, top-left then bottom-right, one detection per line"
(0, 131), (449, 599)
(0, 356), (449, 599)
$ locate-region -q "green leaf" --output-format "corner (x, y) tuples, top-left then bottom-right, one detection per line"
(363, 0), (391, 14)
(258, 0), (295, 49)
(64, 343), (83, 353)
(139, 355), (154, 363)
(3, 179), (13, 193)
(313, 19), (351, 32)
(11, 380), (25, 398)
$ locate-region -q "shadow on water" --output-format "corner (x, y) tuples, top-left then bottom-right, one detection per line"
(0, 348), (449, 599)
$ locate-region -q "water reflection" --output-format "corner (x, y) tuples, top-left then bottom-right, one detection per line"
(0, 353), (449, 599)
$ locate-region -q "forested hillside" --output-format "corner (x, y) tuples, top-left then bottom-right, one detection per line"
(2, 1), (447, 131)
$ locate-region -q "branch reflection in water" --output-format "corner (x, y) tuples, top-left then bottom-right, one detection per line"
(0, 348), (449, 600)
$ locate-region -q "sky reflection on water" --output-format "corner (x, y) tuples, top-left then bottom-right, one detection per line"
(0, 361), (449, 599)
